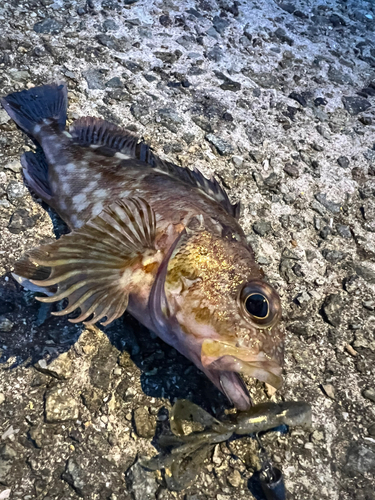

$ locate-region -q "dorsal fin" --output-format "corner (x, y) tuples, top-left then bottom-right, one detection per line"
(69, 117), (240, 219)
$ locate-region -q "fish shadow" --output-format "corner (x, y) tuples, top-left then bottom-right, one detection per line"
(104, 314), (230, 411)
(0, 273), (228, 411)
(0, 209), (81, 368)
(0, 272), (82, 368)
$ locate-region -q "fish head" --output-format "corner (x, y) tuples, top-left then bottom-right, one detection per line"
(162, 229), (284, 410)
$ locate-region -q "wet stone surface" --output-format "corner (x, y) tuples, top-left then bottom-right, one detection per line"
(0, 0), (375, 499)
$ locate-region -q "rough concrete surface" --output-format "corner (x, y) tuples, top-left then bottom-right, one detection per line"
(0, 0), (375, 499)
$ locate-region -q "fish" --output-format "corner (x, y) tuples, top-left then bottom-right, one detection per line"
(142, 399), (312, 491)
(1, 83), (285, 410)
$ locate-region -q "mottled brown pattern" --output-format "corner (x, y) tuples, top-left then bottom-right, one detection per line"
(2, 84), (284, 409)
(165, 230), (283, 362)
(46, 145), (245, 251)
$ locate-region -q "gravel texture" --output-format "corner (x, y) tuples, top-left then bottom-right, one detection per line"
(1, 0), (375, 499)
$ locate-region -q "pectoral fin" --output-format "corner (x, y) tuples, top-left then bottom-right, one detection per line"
(14, 197), (156, 326)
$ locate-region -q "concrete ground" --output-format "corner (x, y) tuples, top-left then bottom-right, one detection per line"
(0, 0), (375, 499)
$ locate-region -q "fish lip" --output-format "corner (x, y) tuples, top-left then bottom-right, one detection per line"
(201, 339), (283, 389)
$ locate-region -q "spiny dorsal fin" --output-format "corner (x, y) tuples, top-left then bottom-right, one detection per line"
(69, 117), (240, 219)
(69, 116), (142, 157)
(14, 197), (156, 326)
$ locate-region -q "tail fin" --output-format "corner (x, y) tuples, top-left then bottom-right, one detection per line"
(0, 83), (67, 136)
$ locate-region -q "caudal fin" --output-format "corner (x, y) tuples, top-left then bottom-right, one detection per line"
(0, 83), (67, 137)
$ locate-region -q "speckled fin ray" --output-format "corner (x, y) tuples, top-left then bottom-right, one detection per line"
(69, 117), (240, 219)
(13, 197), (156, 326)
(0, 83), (67, 136)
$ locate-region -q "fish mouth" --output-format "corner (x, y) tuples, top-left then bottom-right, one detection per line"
(201, 339), (283, 390)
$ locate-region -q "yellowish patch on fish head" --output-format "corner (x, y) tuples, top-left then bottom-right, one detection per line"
(165, 230), (284, 390)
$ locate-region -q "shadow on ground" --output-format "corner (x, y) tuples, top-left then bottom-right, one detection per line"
(0, 271), (230, 413)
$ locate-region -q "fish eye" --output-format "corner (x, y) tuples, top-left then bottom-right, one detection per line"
(245, 293), (269, 319)
(239, 280), (281, 327)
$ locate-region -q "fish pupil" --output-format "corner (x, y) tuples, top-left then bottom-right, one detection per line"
(245, 293), (268, 318)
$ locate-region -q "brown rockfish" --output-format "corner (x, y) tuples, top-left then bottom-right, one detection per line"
(1, 84), (284, 410)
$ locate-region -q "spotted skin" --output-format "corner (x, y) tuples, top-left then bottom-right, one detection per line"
(33, 125), (243, 241)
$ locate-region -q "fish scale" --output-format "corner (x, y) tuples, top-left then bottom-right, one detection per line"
(1, 83), (285, 411)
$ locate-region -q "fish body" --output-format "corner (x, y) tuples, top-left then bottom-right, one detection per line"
(1, 84), (284, 410)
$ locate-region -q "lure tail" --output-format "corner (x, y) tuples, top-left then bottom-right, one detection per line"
(0, 83), (67, 137)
